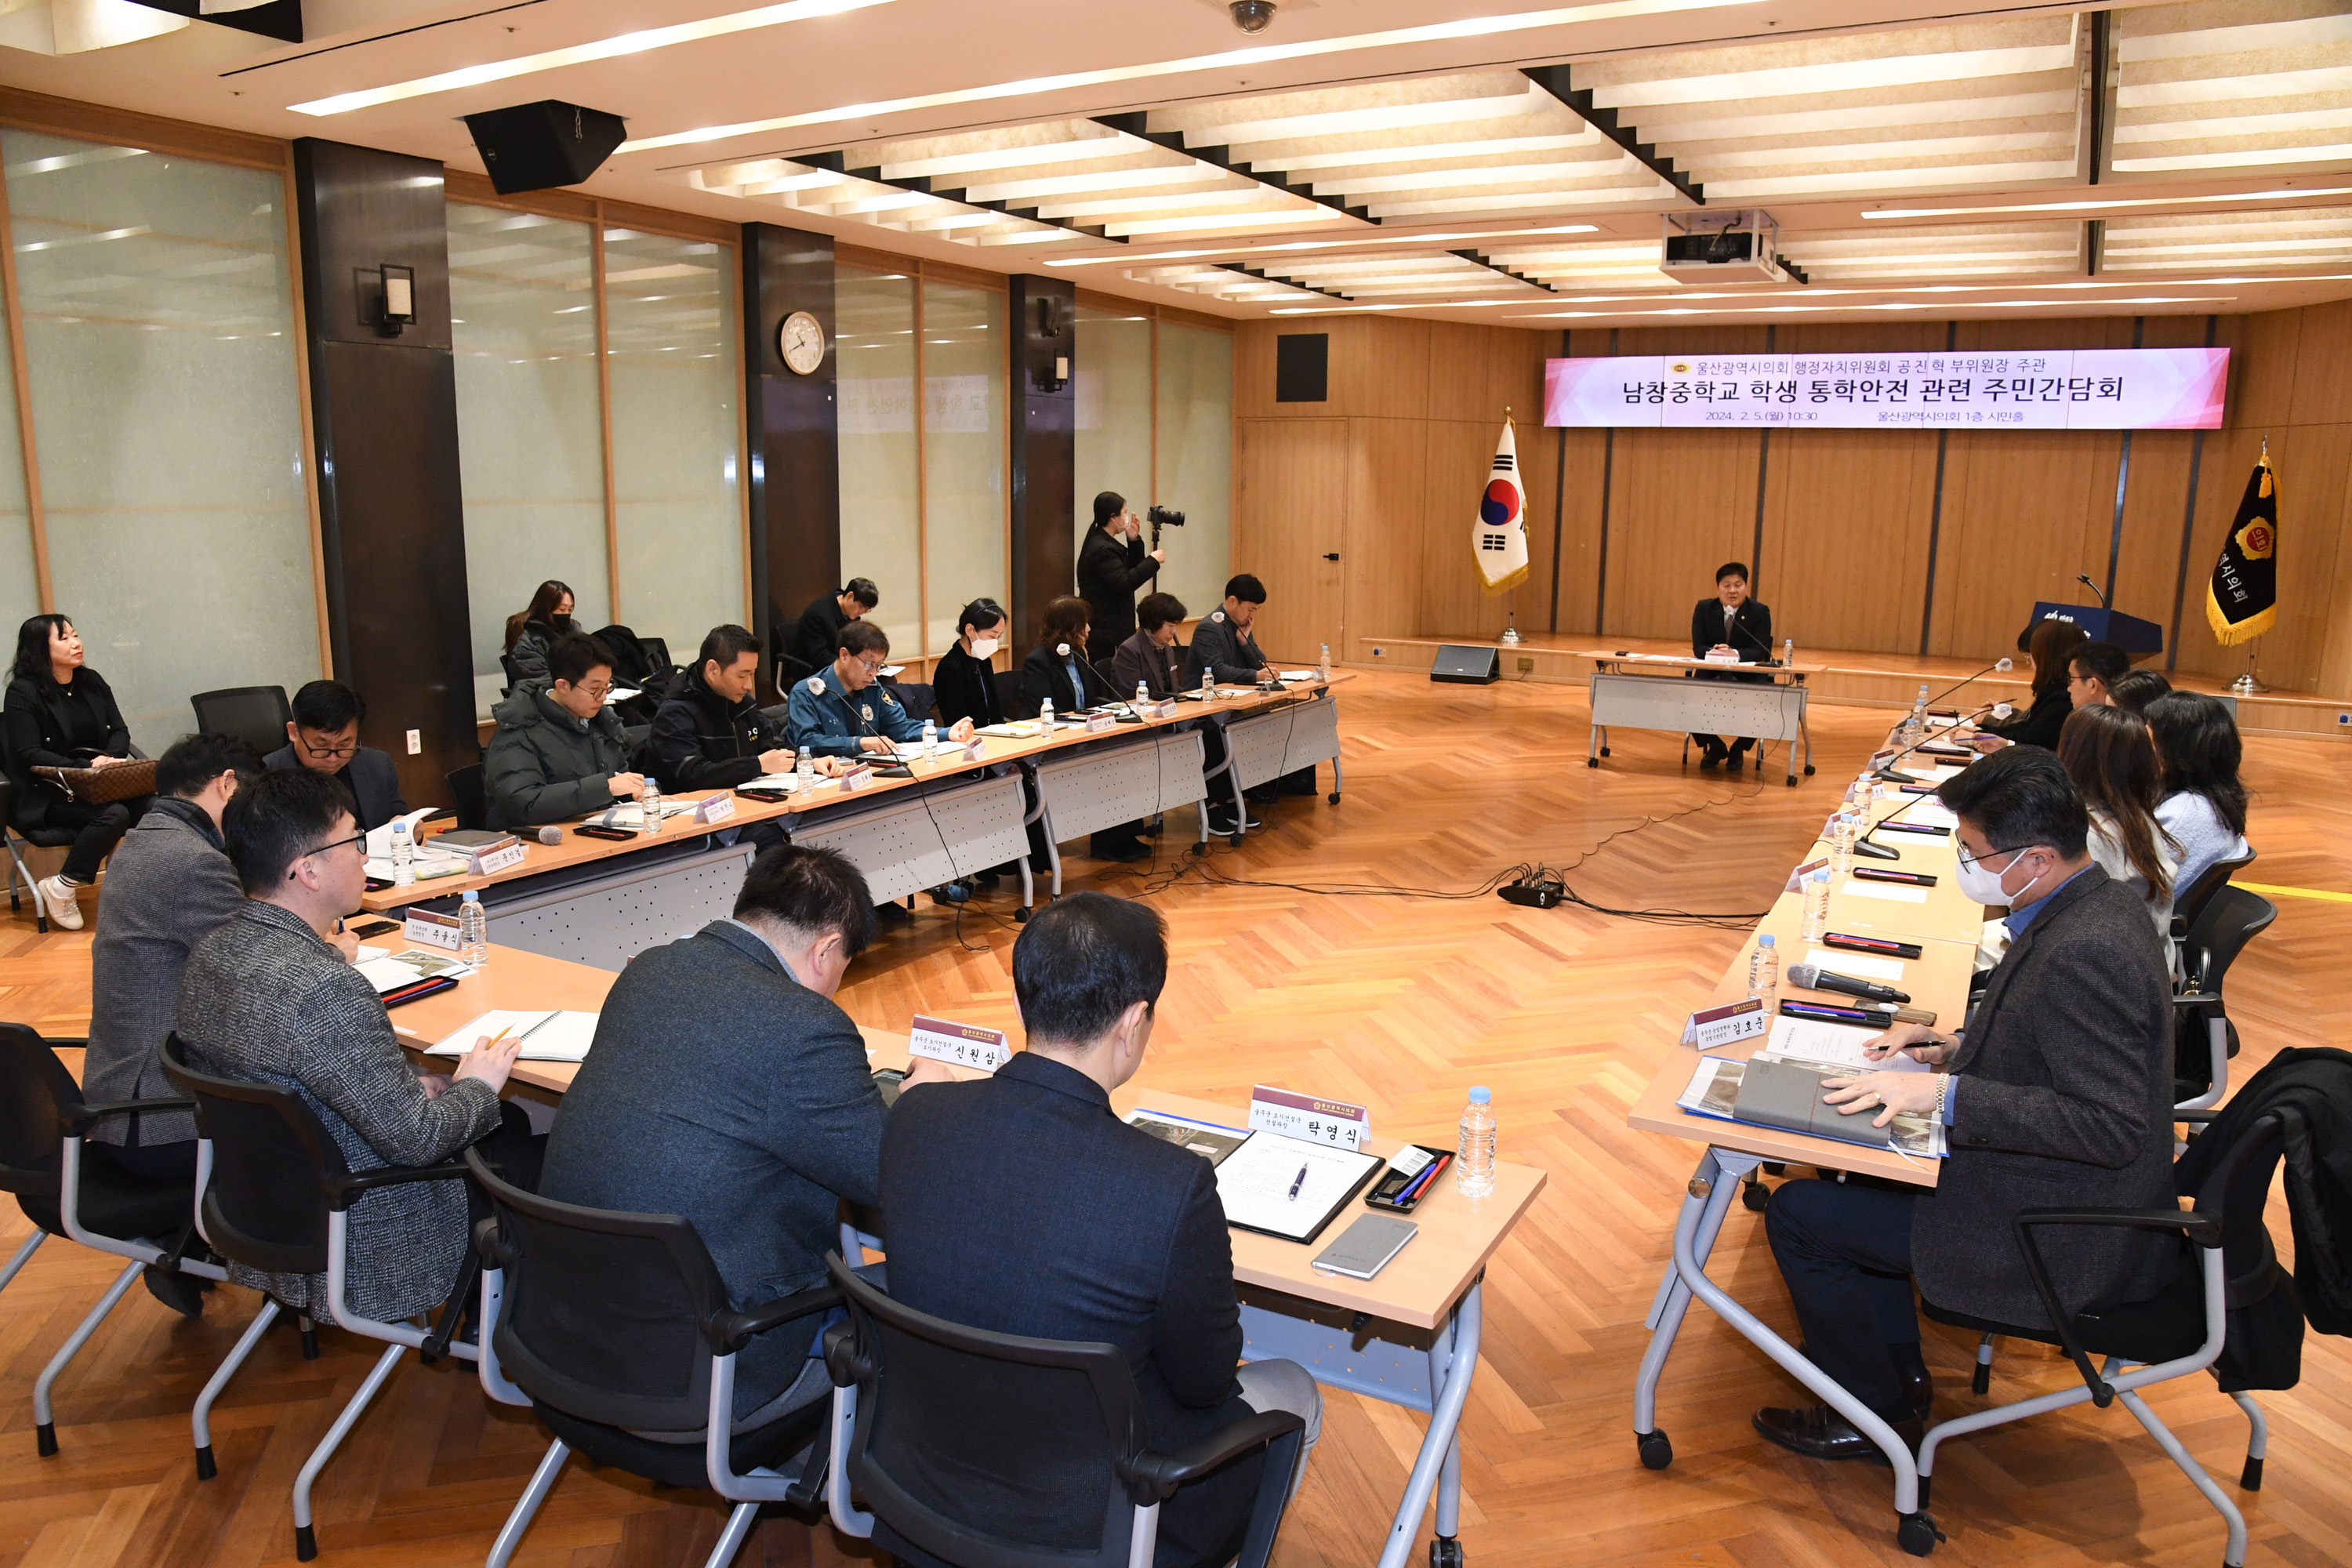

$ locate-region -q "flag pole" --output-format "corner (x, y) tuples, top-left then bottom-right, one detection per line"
(2228, 642), (2267, 695)
(1498, 407), (1522, 644)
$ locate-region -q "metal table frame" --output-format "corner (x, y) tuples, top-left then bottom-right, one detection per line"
(1205, 692), (1346, 845)
(1585, 667), (1815, 786)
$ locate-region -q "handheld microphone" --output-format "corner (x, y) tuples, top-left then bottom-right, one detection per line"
(1787, 963), (1910, 1004)
(2076, 572), (2110, 610)
(537, 826), (564, 846)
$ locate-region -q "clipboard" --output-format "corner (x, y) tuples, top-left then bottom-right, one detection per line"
(1211, 1134), (1387, 1245)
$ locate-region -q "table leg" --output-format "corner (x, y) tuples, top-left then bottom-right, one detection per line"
(1632, 1148), (1751, 1454)
(1375, 1281), (1482, 1568)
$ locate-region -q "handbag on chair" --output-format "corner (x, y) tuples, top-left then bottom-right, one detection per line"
(34, 757), (157, 804)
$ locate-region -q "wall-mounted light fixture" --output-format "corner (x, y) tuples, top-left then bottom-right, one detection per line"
(379, 263), (416, 336)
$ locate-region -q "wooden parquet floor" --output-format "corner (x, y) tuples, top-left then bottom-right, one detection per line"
(2, 670), (2348, 1568)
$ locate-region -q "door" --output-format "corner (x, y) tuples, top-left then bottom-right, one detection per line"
(1236, 419), (1347, 665)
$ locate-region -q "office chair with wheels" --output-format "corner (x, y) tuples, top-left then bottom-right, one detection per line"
(993, 669), (1028, 721)
(158, 1035), (479, 1562)
(1918, 1109), (2295, 1568)
(0, 1023), (225, 1455)
(0, 776), (80, 932)
(2172, 887), (2277, 1111)
(820, 1252), (1306, 1568)
(466, 1147), (836, 1568)
(446, 764), (488, 833)
(775, 652), (816, 696)
(2170, 847), (2254, 950)
(189, 686), (292, 760)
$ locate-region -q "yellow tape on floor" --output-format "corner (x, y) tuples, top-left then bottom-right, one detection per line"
(2238, 880), (2352, 905)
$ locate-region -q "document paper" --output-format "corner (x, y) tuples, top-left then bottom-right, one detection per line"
(428, 1010), (599, 1062)
(1212, 1133), (1384, 1243)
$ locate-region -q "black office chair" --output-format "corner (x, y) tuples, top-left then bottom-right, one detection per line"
(1, 776), (83, 932)
(1918, 1108), (2295, 1567)
(499, 652), (523, 697)
(0, 1023), (223, 1455)
(446, 764), (488, 833)
(993, 668), (1029, 721)
(775, 652), (816, 695)
(2170, 845), (2256, 956)
(466, 1147), (835, 1568)
(190, 685), (292, 760)
(2173, 886), (2278, 1110)
(819, 1253), (1305, 1568)
(159, 1034), (478, 1561)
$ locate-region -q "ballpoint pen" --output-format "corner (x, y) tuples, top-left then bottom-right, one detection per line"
(1287, 1164), (1308, 1201)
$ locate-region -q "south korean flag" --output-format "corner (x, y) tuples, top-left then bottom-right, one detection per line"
(1472, 417), (1529, 592)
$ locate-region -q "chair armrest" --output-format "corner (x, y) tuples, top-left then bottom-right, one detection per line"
(71, 1094), (194, 1133)
(1119, 1410), (1305, 1504)
(321, 1160), (471, 1210)
(2176, 1110), (2220, 1127)
(821, 1318), (864, 1388)
(2012, 1203), (2218, 1406)
(705, 1285), (840, 1357)
(2172, 991), (2222, 1010)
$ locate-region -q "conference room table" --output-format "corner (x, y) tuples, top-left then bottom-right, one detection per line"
(388, 939), (1542, 1568)
(365, 675), (1348, 971)
(1577, 648), (1818, 786)
(1622, 724), (1984, 1550)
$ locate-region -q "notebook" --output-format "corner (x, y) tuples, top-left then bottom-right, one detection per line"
(1211, 1132), (1385, 1243)
(428, 1010), (599, 1062)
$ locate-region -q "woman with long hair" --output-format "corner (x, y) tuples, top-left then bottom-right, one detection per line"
(1972, 619), (2086, 753)
(2057, 702), (2176, 936)
(504, 579), (575, 687)
(1, 614), (149, 930)
(2145, 691), (2252, 902)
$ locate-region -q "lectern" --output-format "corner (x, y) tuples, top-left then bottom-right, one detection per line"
(2021, 603), (2164, 657)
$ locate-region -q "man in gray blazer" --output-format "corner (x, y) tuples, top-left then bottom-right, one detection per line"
(539, 844), (954, 1425)
(263, 679), (408, 833)
(1755, 746), (2176, 1460)
(176, 769), (522, 1327)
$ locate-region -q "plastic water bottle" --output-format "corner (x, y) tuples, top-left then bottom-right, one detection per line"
(458, 889), (488, 968)
(1135, 679), (1150, 711)
(1801, 869), (1832, 941)
(1747, 933), (1779, 1011)
(1319, 643), (1331, 682)
(1830, 811), (1857, 876)
(920, 718), (937, 759)
(797, 745), (813, 794)
(1455, 1087), (1497, 1198)
(1781, 636), (1794, 667)
(389, 818), (414, 887)
(640, 776), (661, 836)
(1038, 696), (1054, 730)
(1899, 683), (1929, 746)
(1200, 666), (1214, 701)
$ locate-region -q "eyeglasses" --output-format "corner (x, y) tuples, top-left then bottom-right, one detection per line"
(1955, 843), (2044, 872)
(854, 657), (887, 674)
(288, 829), (367, 878)
(572, 680), (613, 700)
(299, 737), (360, 760)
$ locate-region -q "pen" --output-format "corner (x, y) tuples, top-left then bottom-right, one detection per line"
(1287, 1164), (1308, 1201)
(1401, 1154), (1451, 1202)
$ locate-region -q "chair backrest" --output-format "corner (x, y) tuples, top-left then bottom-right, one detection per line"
(158, 1033), (342, 1278)
(499, 652), (522, 696)
(465, 1147), (735, 1434)
(826, 1254), (1152, 1568)
(0, 1022), (81, 1200)
(446, 764), (488, 833)
(2182, 1109), (2292, 1308)
(1094, 657), (1120, 696)
(639, 635), (672, 673)
(2173, 845), (2255, 939)
(2183, 886), (2276, 996)
(993, 668), (1028, 720)
(190, 685), (292, 760)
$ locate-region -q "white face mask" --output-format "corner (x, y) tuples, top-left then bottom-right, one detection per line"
(971, 636), (1000, 659)
(1956, 845), (2048, 908)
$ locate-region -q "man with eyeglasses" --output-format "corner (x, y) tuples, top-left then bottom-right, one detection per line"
(1748, 744), (2176, 1463)
(786, 620), (974, 760)
(485, 633), (644, 829)
(264, 679), (408, 832)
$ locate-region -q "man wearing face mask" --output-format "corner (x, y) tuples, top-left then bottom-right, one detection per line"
(1750, 745), (2176, 1463)
(787, 621), (975, 759)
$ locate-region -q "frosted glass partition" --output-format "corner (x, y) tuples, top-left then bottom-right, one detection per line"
(0, 245), (36, 639)
(5, 130), (318, 748)
(921, 280), (1006, 657)
(1073, 303), (1152, 581)
(604, 227), (742, 660)
(448, 201), (607, 682)
(1154, 321), (1233, 618)
(836, 267), (922, 659)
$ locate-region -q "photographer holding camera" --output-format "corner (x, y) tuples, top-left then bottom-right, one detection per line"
(1076, 491), (1169, 662)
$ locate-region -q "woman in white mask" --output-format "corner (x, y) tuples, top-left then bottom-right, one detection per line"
(931, 597), (1011, 731)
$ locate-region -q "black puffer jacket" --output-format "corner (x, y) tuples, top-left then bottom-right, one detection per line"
(484, 681), (631, 829)
(648, 667), (789, 791)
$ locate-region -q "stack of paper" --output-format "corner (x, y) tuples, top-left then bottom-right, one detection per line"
(357, 949), (473, 997)
(589, 799), (699, 829)
(428, 1010), (600, 1062)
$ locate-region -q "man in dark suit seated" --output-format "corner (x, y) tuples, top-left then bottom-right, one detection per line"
(1688, 560), (1774, 770)
(1752, 746), (2176, 1459)
(880, 894), (1322, 1567)
(264, 679), (409, 833)
(539, 845), (953, 1428)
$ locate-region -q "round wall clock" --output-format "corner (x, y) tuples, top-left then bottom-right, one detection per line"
(779, 310), (826, 374)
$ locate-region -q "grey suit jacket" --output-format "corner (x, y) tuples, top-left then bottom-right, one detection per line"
(1914, 866), (2180, 1326)
(84, 800), (245, 1149)
(176, 901), (502, 1323)
(539, 920), (888, 1414)
(1182, 608), (1267, 687)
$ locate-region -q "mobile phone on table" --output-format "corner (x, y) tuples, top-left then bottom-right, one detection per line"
(575, 824), (637, 841)
(350, 919), (400, 938)
(1364, 1145), (1453, 1214)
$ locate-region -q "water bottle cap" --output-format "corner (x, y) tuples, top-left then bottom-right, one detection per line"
(1758, 933), (1774, 947)
(1811, 869), (1831, 884)
(1468, 1085), (1490, 1105)
(462, 888), (480, 903)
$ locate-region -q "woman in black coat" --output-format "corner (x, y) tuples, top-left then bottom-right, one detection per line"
(2, 614), (149, 929)
(1020, 597), (1144, 862)
(1973, 619), (2087, 753)
(931, 597), (1012, 729)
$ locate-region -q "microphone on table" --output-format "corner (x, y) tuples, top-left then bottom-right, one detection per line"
(537, 826), (564, 846)
(1787, 962), (1911, 1005)
(2076, 573), (2110, 610)
(1873, 695), (2011, 783)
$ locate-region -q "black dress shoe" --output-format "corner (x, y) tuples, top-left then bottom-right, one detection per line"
(1752, 1405), (1922, 1465)
(1795, 1346), (1932, 1421)
(142, 1265), (207, 1320)
(1091, 842), (1150, 864)
(1698, 744), (1724, 769)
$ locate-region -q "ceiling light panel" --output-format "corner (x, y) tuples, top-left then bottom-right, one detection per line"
(2102, 204), (2352, 270)
(689, 159), (1069, 247)
(1779, 222), (2085, 280)
(2114, 2), (2352, 176)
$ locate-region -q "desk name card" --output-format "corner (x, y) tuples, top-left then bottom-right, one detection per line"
(694, 793), (735, 825)
(1085, 712), (1117, 733)
(907, 1015), (1011, 1073)
(840, 767), (876, 793)
(405, 908), (463, 952)
(1682, 996), (1769, 1050)
(469, 842), (527, 877)
(1247, 1084), (1369, 1151)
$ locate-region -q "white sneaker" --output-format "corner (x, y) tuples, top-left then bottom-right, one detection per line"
(36, 874), (82, 931)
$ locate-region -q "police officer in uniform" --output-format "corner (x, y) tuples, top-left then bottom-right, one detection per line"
(786, 621), (975, 757)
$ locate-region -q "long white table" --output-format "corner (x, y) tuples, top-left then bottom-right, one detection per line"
(1581, 652), (1816, 786)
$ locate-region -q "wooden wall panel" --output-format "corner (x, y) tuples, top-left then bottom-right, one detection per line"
(1602, 427), (1762, 643)
(1930, 429), (2122, 658)
(1761, 428), (1940, 655)
(1341, 418), (1428, 660)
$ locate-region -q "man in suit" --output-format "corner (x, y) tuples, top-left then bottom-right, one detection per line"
(1076, 491), (1166, 662)
(176, 769), (522, 1327)
(1752, 746), (2176, 1459)
(786, 578), (880, 678)
(1689, 561), (1775, 770)
(265, 680), (409, 833)
(484, 633), (644, 829)
(539, 846), (953, 1423)
(1185, 573), (1271, 689)
(880, 894), (1322, 1568)
(787, 620), (973, 759)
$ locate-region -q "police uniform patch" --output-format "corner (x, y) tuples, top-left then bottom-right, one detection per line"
(859, 705), (872, 720)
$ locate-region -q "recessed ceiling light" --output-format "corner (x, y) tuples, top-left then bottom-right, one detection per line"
(1860, 187), (2352, 220)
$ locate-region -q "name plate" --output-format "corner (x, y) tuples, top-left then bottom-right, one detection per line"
(1702, 649), (1741, 664)
(694, 793), (736, 825)
(405, 908), (463, 951)
(1152, 699), (1179, 719)
(1247, 1084), (1368, 1151)
(1085, 712), (1117, 733)
(1682, 996), (1769, 1050)
(840, 767), (876, 793)
(469, 841), (527, 876)
(908, 1014), (1011, 1073)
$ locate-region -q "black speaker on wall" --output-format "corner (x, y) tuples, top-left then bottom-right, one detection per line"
(462, 101), (628, 194)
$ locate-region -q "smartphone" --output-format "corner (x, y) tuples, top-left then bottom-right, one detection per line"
(1364, 1145), (1453, 1214)
(871, 1067), (906, 1107)
(575, 824), (637, 841)
(350, 919), (401, 938)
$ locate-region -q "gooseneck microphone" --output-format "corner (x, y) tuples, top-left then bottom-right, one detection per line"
(1787, 962), (1911, 1004)
(2076, 572), (2110, 609)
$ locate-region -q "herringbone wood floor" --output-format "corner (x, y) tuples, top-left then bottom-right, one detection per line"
(2, 671), (2347, 1567)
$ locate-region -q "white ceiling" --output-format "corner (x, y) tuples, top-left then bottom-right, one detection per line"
(5, 0), (2352, 325)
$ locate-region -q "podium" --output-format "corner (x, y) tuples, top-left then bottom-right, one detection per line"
(2022, 603), (2163, 658)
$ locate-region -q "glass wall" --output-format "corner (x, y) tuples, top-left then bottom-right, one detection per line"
(604, 227), (742, 662)
(1154, 320), (1233, 617)
(837, 267), (923, 658)
(1073, 303), (1153, 580)
(4, 130), (318, 747)
(448, 202), (608, 687)
(0, 261), (35, 641)
(921, 279), (1007, 656)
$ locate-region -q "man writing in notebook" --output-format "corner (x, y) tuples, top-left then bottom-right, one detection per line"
(878, 894), (1322, 1567)
(1751, 745), (2176, 1460)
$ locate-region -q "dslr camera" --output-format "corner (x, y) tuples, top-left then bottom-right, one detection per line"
(1147, 504), (1185, 529)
